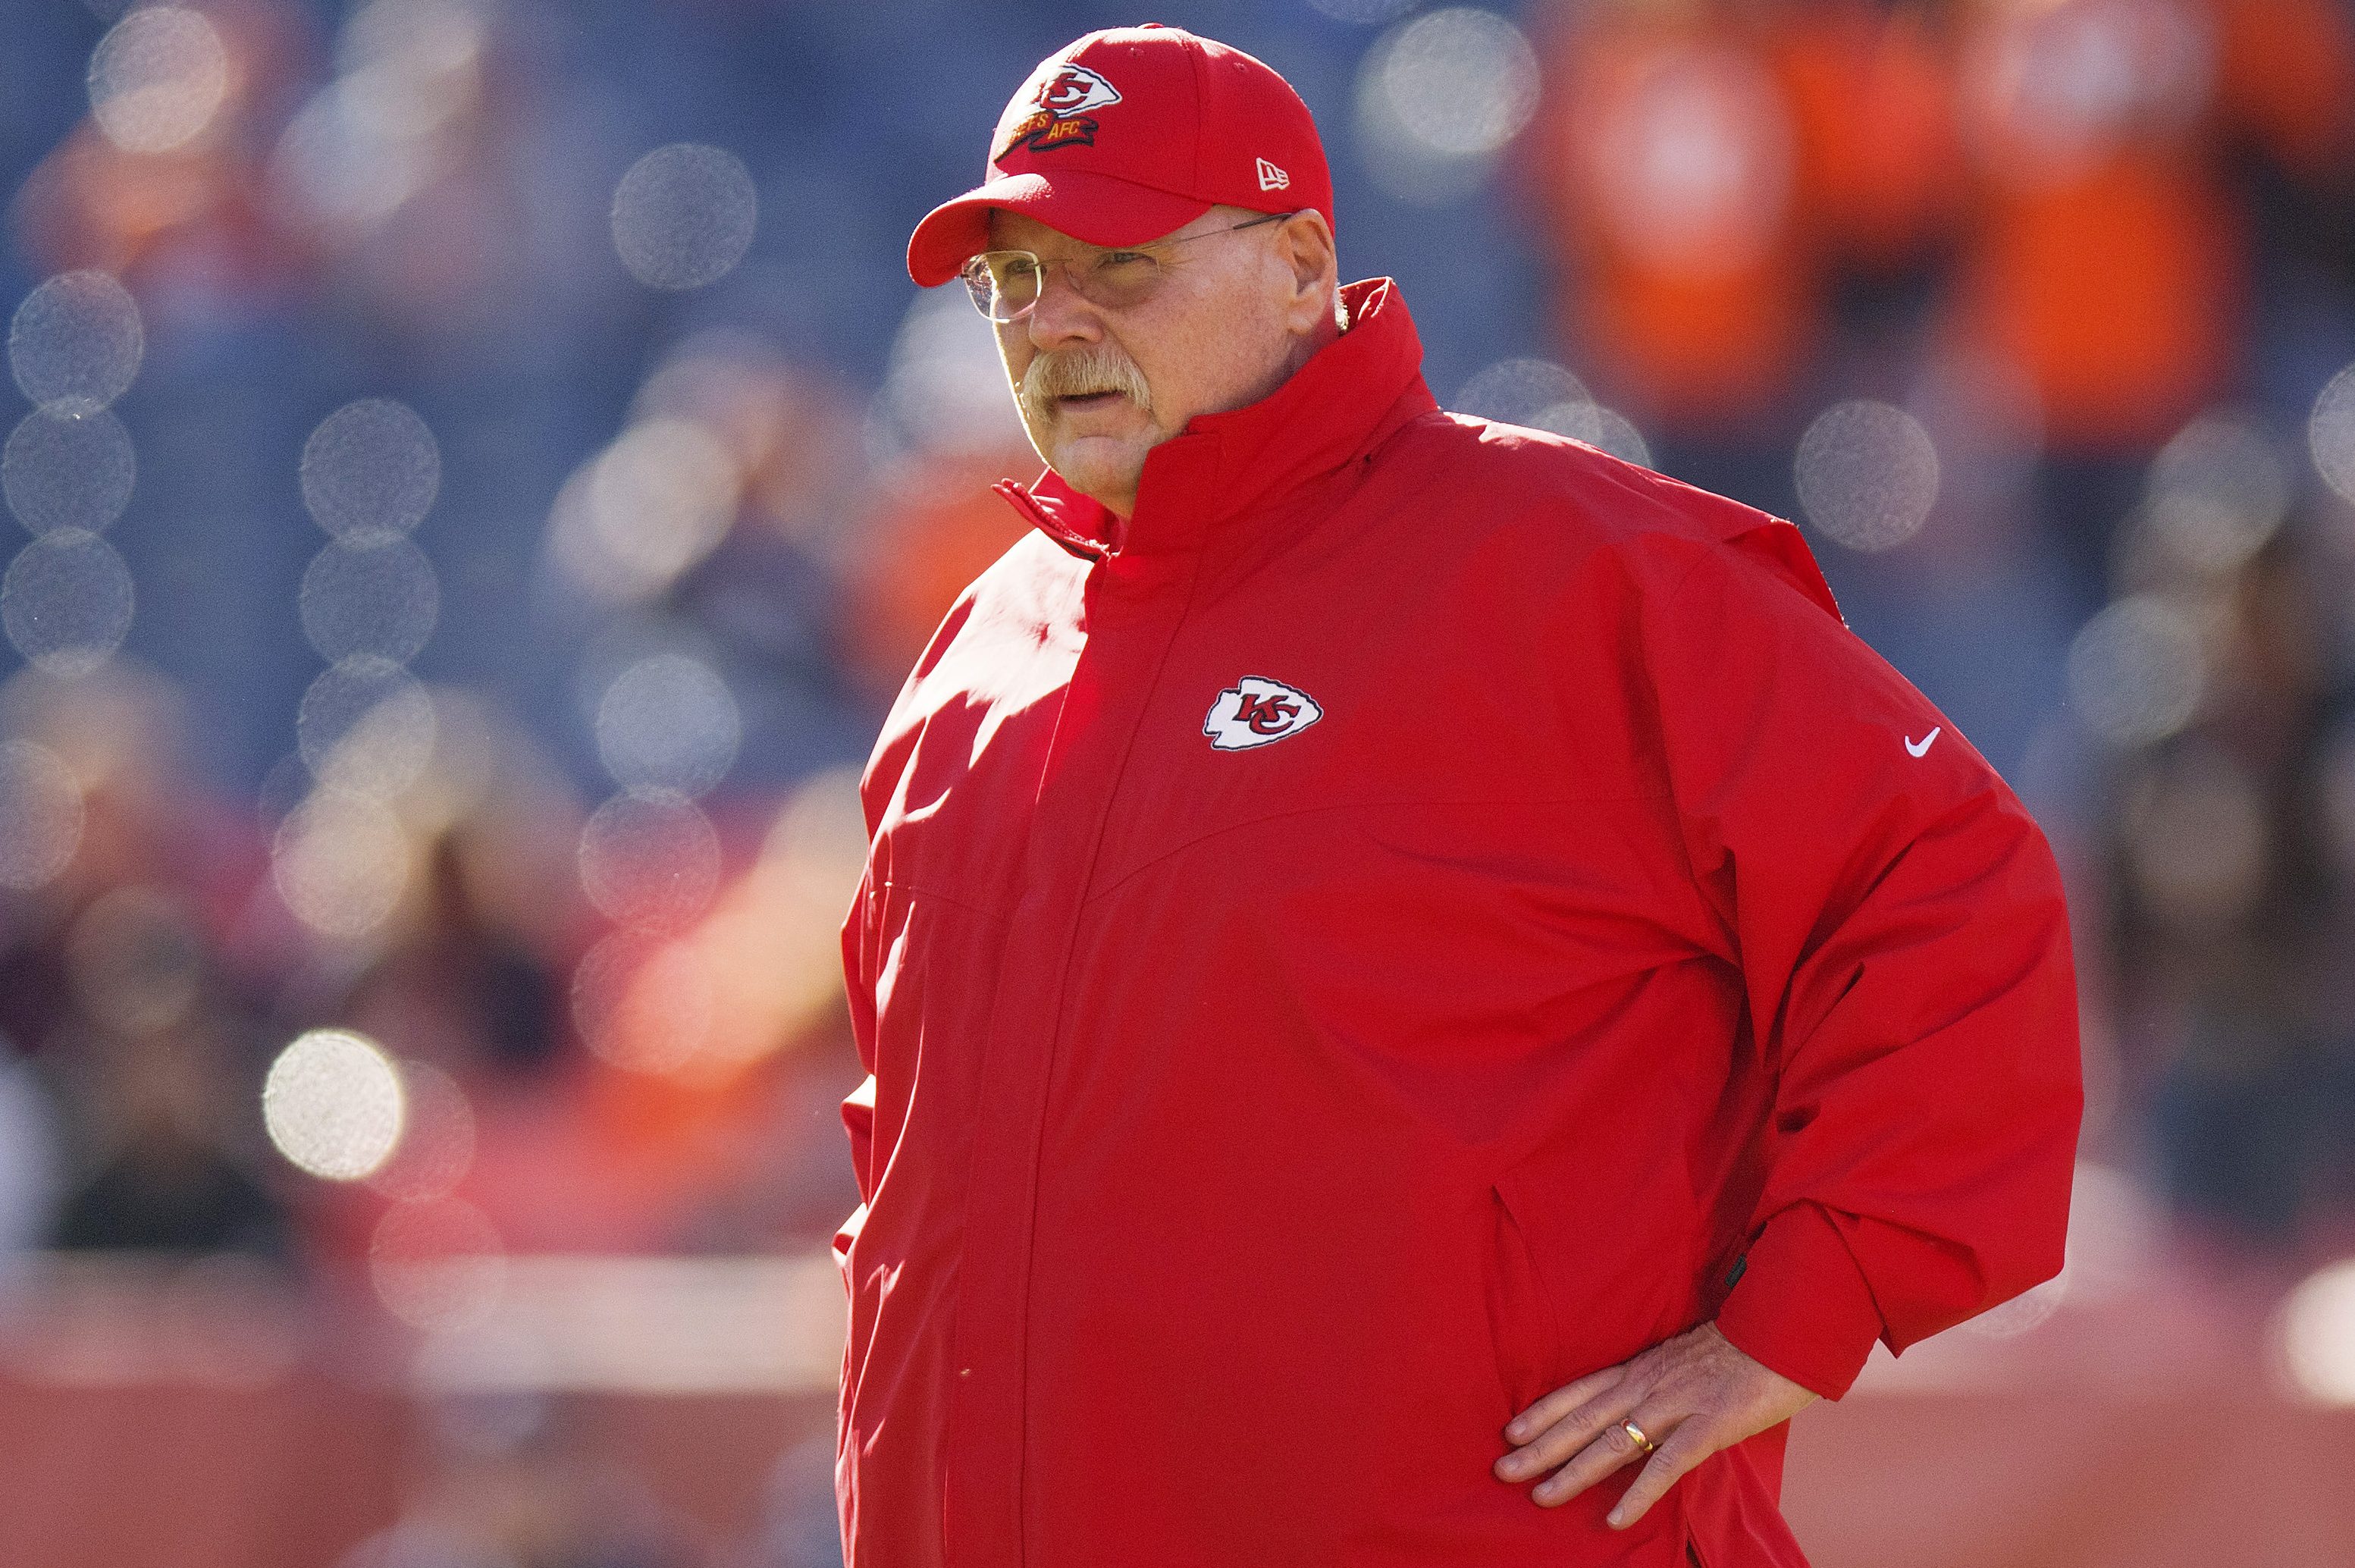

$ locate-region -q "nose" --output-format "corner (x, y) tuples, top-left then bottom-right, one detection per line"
(1023, 259), (1104, 352)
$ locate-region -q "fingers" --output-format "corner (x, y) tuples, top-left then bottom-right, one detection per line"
(1523, 1403), (1681, 1510)
(1500, 1362), (1627, 1446)
(1491, 1321), (1809, 1525)
(1604, 1414), (1716, 1528)
(1493, 1375), (1639, 1486)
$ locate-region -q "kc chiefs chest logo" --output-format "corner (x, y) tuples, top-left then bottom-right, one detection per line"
(998, 63), (1122, 158)
(1204, 676), (1322, 751)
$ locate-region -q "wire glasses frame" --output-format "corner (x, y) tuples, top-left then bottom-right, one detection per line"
(958, 210), (1302, 323)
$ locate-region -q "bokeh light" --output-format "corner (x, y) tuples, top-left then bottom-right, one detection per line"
(86, 6), (230, 155)
(269, 85), (429, 238)
(1381, 8), (1542, 157)
(336, 0), (487, 136)
(265, 0), (488, 239)
(298, 532), (440, 664)
(3, 407), (136, 536)
(1453, 357), (1588, 426)
(271, 787), (414, 939)
(2, 528), (136, 675)
(2276, 1257), (2355, 1406)
(610, 143), (759, 291)
(300, 398), (441, 538)
(1354, 7), (1541, 199)
(570, 767), (865, 1080)
(1795, 400), (1942, 552)
(1355, 9), (1540, 204)
(1450, 358), (1652, 467)
(1532, 400), (1653, 469)
(1580, 45), (1795, 274)
(0, 738), (85, 891)
(8, 271), (144, 414)
(2065, 594), (2207, 746)
(594, 651), (741, 797)
(577, 786), (722, 933)
(370, 1196), (506, 1330)
(262, 1028), (407, 1181)
(869, 287), (1028, 464)
(365, 1061), (475, 1203)
(255, 751), (312, 833)
(2308, 363), (2355, 506)
(2139, 410), (2288, 576)
(400, 685), (500, 829)
(550, 416), (739, 602)
(0, 662), (174, 801)
(572, 928), (715, 1076)
(297, 656), (437, 798)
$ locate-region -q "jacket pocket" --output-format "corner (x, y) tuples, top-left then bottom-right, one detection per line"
(1482, 1180), (1557, 1410)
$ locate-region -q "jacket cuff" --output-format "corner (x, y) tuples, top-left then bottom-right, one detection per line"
(1712, 1202), (1885, 1401)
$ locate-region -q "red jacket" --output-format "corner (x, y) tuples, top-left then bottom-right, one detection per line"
(834, 278), (2081, 1567)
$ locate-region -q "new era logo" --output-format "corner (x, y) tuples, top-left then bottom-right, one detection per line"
(1256, 157), (1290, 192)
(1205, 676), (1322, 751)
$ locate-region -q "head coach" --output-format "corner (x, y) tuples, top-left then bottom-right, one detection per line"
(832, 22), (2082, 1567)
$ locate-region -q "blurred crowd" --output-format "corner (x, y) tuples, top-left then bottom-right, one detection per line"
(4, 0), (2355, 1561)
(1506, 0), (2355, 1260)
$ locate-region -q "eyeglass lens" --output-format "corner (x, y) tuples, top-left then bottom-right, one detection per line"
(965, 251), (1164, 321)
(960, 212), (1298, 321)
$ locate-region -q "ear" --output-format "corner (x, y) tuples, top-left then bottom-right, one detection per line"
(1271, 211), (1340, 338)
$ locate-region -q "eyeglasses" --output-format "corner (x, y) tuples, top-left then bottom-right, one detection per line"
(958, 211), (1300, 322)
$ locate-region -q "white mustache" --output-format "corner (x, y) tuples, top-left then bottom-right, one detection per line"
(1019, 346), (1153, 425)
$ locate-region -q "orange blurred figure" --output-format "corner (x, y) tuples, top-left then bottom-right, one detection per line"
(1529, 0), (1811, 426)
(1945, 0), (2355, 450)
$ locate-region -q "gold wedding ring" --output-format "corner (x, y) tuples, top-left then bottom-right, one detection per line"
(1620, 1418), (1657, 1455)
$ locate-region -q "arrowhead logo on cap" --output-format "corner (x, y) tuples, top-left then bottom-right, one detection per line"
(998, 63), (1122, 159)
(1256, 157), (1290, 191)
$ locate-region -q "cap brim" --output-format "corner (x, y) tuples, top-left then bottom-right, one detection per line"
(906, 169), (1214, 288)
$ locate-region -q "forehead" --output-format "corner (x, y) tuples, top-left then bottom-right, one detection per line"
(985, 207), (1194, 252)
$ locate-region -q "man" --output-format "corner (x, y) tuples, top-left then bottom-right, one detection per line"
(834, 23), (2081, 1568)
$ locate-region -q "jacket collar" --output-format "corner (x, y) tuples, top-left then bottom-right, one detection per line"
(993, 277), (1439, 563)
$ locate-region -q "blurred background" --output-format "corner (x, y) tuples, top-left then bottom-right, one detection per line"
(2, 0), (2353, 1563)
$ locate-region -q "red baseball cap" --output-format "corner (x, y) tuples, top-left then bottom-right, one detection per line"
(905, 23), (1335, 288)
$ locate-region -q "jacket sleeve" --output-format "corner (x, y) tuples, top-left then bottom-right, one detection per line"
(1631, 519), (2083, 1401)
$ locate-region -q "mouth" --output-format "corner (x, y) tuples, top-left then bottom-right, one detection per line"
(1054, 390), (1127, 414)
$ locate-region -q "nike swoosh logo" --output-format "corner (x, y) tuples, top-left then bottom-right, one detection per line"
(1905, 726), (1942, 758)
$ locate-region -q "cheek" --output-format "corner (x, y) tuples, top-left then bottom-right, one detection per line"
(1119, 330), (1214, 425)
(1174, 293), (1282, 407)
(1156, 351), (1252, 428)
(996, 331), (1033, 389)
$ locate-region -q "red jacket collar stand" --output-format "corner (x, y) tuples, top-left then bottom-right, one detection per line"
(993, 276), (1440, 562)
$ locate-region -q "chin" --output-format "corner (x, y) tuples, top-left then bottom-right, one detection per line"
(1045, 433), (1149, 504)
